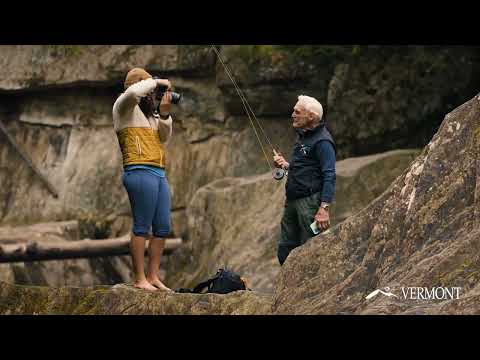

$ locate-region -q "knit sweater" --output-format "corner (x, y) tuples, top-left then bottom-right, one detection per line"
(112, 78), (173, 168)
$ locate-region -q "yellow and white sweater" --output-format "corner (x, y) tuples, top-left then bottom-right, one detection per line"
(112, 78), (173, 168)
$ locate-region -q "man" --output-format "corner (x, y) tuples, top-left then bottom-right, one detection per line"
(273, 95), (336, 266)
(112, 68), (174, 291)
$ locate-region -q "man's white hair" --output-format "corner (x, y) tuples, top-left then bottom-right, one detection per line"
(297, 95), (323, 120)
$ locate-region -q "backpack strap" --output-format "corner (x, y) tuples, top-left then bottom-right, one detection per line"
(191, 278), (216, 293)
(177, 270), (224, 294)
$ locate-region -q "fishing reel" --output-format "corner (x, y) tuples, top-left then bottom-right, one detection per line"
(273, 168), (287, 180)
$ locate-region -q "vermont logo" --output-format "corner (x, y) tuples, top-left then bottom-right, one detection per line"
(365, 287), (398, 300)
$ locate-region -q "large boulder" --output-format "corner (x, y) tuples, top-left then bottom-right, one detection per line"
(165, 149), (420, 294)
(273, 93), (480, 315)
(332, 149), (420, 223)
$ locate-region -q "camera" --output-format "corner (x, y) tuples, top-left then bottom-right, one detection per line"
(153, 78), (182, 105)
(156, 85), (182, 105)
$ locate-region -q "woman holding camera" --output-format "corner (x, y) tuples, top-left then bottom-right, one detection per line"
(112, 68), (174, 291)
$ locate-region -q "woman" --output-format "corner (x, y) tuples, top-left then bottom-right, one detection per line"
(112, 68), (173, 291)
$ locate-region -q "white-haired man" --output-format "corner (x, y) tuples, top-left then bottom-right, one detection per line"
(273, 95), (336, 265)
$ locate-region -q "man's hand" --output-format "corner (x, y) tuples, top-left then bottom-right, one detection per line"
(314, 207), (330, 231)
(273, 150), (289, 170)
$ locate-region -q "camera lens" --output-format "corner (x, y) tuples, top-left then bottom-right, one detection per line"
(170, 92), (182, 104)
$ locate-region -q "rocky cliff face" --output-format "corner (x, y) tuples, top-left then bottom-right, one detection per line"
(218, 45), (480, 158)
(0, 45), (299, 231)
(0, 45), (479, 299)
(1, 45), (478, 226)
(1, 92), (479, 314)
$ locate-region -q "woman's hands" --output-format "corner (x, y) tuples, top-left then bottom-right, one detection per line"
(159, 91), (172, 117)
(154, 78), (172, 117)
(155, 78), (171, 89)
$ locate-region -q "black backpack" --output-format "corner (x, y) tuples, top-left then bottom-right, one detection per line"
(176, 268), (250, 294)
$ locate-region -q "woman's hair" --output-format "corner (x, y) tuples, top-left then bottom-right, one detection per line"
(139, 93), (156, 118)
(123, 67), (156, 117)
(297, 95), (323, 121)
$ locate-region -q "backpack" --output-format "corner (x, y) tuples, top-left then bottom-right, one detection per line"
(176, 268), (250, 294)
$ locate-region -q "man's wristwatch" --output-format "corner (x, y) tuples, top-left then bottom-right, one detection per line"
(320, 202), (330, 211)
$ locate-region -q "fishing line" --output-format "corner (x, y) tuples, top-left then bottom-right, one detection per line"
(211, 45), (281, 174)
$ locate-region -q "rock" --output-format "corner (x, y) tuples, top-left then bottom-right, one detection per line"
(170, 209), (187, 239)
(215, 44), (328, 117)
(0, 53), (293, 224)
(1, 45), (477, 225)
(1, 92), (479, 314)
(165, 127), (232, 210)
(76, 214), (132, 240)
(0, 45), (216, 92)
(165, 173), (284, 294)
(166, 116), (296, 211)
(0, 219), (134, 287)
(0, 117), (128, 224)
(272, 93), (480, 315)
(1, 45), (479, 303)
(0, 256), (133, 288)
(165, 149), (419, 294)
(327, 63), (350, 108)
(0, 281), (272, 315)
(0, 265), (14, 284)
(229, 117), (297, 177)
(0, 220), (79, 243)
(326, 46), (480, 159)
(332, 149), (420, 223)
(217, 45), (480, 158)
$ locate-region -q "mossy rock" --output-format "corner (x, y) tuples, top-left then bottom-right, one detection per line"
(0, 281), (273, 315)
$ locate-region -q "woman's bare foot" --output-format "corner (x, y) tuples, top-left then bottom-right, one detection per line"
(133, 280), (158, 291)
(147, 277), (172, 292)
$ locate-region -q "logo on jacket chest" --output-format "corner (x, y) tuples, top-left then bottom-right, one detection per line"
(297, 143), (312, 156)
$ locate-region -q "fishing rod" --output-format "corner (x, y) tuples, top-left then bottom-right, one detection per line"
(210, 45), (287, 181)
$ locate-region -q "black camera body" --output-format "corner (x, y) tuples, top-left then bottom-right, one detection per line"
(152, 77), (182, 104)
(156, 85), (182, 104)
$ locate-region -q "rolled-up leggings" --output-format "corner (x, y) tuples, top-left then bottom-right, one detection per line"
(122, 169), (171, 238)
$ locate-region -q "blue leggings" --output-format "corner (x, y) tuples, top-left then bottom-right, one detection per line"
(122, 169), (171, 238)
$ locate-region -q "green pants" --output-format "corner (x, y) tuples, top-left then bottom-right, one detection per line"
(277, 192), (321, 265)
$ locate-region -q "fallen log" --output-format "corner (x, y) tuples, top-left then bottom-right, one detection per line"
(0, 236), (182, 263)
